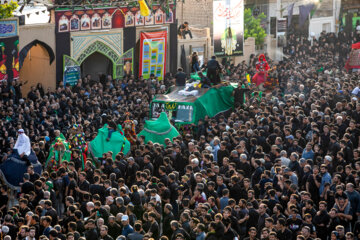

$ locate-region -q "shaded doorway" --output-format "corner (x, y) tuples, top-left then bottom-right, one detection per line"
(19, 43), (56, 95)
(80, 52), (113, 81)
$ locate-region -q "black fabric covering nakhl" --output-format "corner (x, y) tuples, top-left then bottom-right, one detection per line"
(180, 44), (186, 72)
(169, 22), (178, 74)
(123, 26), (136, 53)
(55, 32), (70, 83)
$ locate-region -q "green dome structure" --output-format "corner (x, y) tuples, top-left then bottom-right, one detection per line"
(89, 124), (131, 159)
(138, 112), (180, 145)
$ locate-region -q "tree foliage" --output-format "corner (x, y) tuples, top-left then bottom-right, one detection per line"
(0, 1), (19, 20)
(244, 8), (267, 46)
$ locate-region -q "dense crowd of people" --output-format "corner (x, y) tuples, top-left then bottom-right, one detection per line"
(0, 30), (360, 240)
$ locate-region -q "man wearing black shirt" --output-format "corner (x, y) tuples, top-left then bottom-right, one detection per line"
(84, 219), (98, 240)
(217, 142), (229, 167)
(272, 204), (286, 224)
(286, 209), (302, 239)
(163, 204), (175, 239)
(306, 165), (321, 205)
(313, 201), (330, 240)
(247, 202), (260, 229)
(143, 155), (154, 176)
(27, 166), (40, 183)
(67, 172), (77, 200)
(175, 68), (187, 87)
(244, 227), (260, 240)
(233, 84), (250, 108)
(71, 150), (83, 172)
(126, 157), (139, 184)
(21, 173), (34, 195)
(206, 56), (221, 85)
(90, 176), (106, 203)
(168, 173), (179, 216)
(76, 172), (90, 203)
(148, 211), (160, 239)
(276, 218), (292, 240)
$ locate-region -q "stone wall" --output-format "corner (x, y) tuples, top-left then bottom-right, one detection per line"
(176, 0), (213, 30)
(233, 37), (256, 65)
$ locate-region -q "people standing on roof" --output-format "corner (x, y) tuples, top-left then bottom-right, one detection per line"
(206, 56), (221, 85)
(190, 52), (200, 73)
(175, 68), (187, 87)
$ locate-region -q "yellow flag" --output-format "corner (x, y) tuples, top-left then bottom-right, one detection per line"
(246, 74), (251, 83)
(138, 0), (150, 17)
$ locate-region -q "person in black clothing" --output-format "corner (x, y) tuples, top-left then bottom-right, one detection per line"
(84, 219), (98, 240)
(76, 172), (90, 203)
(244, 227), (259, 240)
(99, 225), (113, 240)
(45, 200), (58, 226)
(233, 83), (250, 108)
(247, 202), (260, 230)
(178, 22), (193, 39)
(171, 220), (191, 240)
(206, 56), (221, 85)
(148, 211), (160, 239)
(175, 68), (187, 87)
(21, 173), (34, 195)
(276, 218), (292, 240)
(198, 71), (211, 88)
(229, 176), (242, 203)
(163, 204), (175, 239)
(190, 52), (200, 73)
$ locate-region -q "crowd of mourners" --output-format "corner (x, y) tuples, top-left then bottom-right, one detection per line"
(1, 30), (360, 240)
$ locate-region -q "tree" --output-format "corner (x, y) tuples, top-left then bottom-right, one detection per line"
(244, 8), (267, 46)
(0, 1), (19, 20)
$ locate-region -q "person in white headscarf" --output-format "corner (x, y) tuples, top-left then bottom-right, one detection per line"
(14, 129), (31, 156)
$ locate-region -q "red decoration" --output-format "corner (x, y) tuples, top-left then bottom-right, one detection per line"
(352, 42), (360, 50)
(252, 54), (269, 86)
(112, 9), (124, 28)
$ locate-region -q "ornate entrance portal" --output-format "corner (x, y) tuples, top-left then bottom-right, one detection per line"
(77, 41), (120, 79)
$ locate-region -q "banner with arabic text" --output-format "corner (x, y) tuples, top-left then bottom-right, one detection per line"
(213, 0), (244, 56)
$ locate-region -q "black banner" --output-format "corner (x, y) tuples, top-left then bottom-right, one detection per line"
(55, 32), (70, 83)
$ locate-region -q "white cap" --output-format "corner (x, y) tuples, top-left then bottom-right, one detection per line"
(18, 129), (24, 133)
(2, 225), (9, 233)
(121, 215), (129, 221)
(205, 146), (213, 152)
(324, 155), (332, 162)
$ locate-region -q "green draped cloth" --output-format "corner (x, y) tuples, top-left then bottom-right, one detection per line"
(45, 133), (71, 168)
(90, 124), (131, 159)
(190, 71), (207, 80)
(138, 112), (180, 145)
